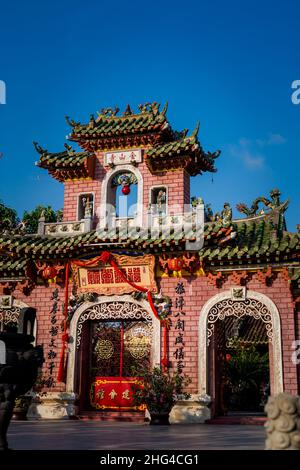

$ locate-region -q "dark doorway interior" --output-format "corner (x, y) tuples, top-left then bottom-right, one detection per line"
(211, 316), (270, 416)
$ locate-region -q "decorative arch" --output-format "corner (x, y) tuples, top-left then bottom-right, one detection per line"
(99, 165), (144, 228)
(66, 294), (160, 392)
(0, 297), (37, 339)
(198, 290), (283, 396)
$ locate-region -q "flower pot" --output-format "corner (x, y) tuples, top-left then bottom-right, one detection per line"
(150, 412), (170, 425)
(12, 396), (32, 421)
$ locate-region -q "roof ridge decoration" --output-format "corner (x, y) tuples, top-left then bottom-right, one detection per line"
(33, 141), (46, 154)
(97, 102), (166, 122)
(65, 102), (171, 151)
(66, 102), (168, 127)
(34, 142), (94, 182)
(145, 124), (221, 175)
(0, 218), (299, 269)
(236, 188), (288, 218)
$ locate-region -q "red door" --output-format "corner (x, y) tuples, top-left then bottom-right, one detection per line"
(89, 320), (151, 410)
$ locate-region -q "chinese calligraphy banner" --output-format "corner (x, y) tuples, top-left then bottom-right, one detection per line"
(90, 377), (145, 410)
(104, 149), (142, 167)
(72, 254), (157, 295)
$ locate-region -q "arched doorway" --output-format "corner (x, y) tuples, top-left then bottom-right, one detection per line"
(0, 297), (37, 339)
(198, 290), (283, 417)
(99, 165), (144, 228)
(66, 295), (160, 413)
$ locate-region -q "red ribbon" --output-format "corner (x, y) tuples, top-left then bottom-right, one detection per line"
(57, 251), (169, 383)
(105, 252), (168, 369)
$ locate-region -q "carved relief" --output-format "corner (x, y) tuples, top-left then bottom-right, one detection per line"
(230, 271), (248, 286)
(257, 267), (275, 286)
(265, 393), (300, 450)
(206, 297), (273, 346)
(207, 271), (224, 288)
(76, 301), (152, 348)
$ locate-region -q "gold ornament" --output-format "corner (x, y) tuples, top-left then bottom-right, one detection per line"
(124, 325), (151, 359)
(95, 339), (114, 360)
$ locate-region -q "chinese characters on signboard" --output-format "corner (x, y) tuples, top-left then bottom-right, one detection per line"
(72, 254), (157, 295)
(173, 282), (185, 374)
(85, 266), (141, 286)
(90, 377), (144, 410)
(104, 149), (142, 167)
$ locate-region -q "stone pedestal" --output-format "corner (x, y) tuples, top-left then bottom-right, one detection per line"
(169, 394), (211, 424)
(265, 393), (300, 450)
(27, 392), (78, 420)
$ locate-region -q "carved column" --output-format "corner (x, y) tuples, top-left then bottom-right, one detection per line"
(265, 393), (300, 450)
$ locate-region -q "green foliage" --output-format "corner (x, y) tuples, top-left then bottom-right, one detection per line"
(131, 366), (191, 413)
(22, 205), (62, 233)
(0, 200), (19, 232)
(225, 345), (269, 411)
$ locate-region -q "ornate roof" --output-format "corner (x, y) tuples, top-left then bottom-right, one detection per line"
(34, 143), (94, 182)
(66, 102), (171, 151)
(145, 125), (220, 175)
(0, 257), (29, 279)
(34, 102), (220, 177)
(0, 208), (299, 266)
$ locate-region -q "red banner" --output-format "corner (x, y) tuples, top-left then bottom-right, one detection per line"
(90, 377), (145, 411)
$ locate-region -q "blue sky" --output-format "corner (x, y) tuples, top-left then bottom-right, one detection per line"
(0, 0), (299, 229)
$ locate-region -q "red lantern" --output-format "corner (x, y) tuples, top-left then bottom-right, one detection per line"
(42, 265), (58, 280)
(121, 184), (130, 195)
(167, 257), (184, 272)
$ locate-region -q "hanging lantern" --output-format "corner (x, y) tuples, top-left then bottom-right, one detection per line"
(42, 265), (58, 280)
(167, 257), (184, 273)
(121, 184), (131, 195)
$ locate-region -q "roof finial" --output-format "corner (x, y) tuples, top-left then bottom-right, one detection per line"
(209, 149), (221, 160)
(191, 121), (200, 138)
(65, 116), (78, 127)
(123, 104), (133, 116)
(33, 141), (46, 154)
(100, 107), (119, 117)
(161, 101), (168, 116)
(64, 143), (73, 152)
(88, 113), (96, 129)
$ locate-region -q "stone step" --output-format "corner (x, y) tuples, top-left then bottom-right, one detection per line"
(206, 415), (267, 425)
(77, 411), (147, 422)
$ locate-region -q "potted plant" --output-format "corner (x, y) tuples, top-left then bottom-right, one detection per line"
(224, 345), (269, 411)
(13, 393), (32, 420)
(132, 366), (191, 425)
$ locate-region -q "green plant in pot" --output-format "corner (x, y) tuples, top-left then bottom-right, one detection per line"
(132, 366), (191, 424)
(13, 393), (32, 420)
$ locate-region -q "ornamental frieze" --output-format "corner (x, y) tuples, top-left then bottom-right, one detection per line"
(71, 254), (157, 296)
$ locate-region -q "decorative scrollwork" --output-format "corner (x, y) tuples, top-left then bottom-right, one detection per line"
(206, 298), (273, 345)
(0, 307), (21, 327)
(94, 339), (114, 360)
(76, 301), (152, 348)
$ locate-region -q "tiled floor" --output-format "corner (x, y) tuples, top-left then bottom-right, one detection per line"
(8, 421), (265, 450)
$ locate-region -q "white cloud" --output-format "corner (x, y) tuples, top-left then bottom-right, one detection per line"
(228, 133), (286, 170)
(228, 143), (265, 169)
(256, 133), (286, 147)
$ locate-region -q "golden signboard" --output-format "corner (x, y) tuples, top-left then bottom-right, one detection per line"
(72, 254), (157, 295)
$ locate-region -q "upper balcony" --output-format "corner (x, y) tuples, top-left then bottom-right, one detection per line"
(38, 216), (93, 237)
(37, 203), (204, 237)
